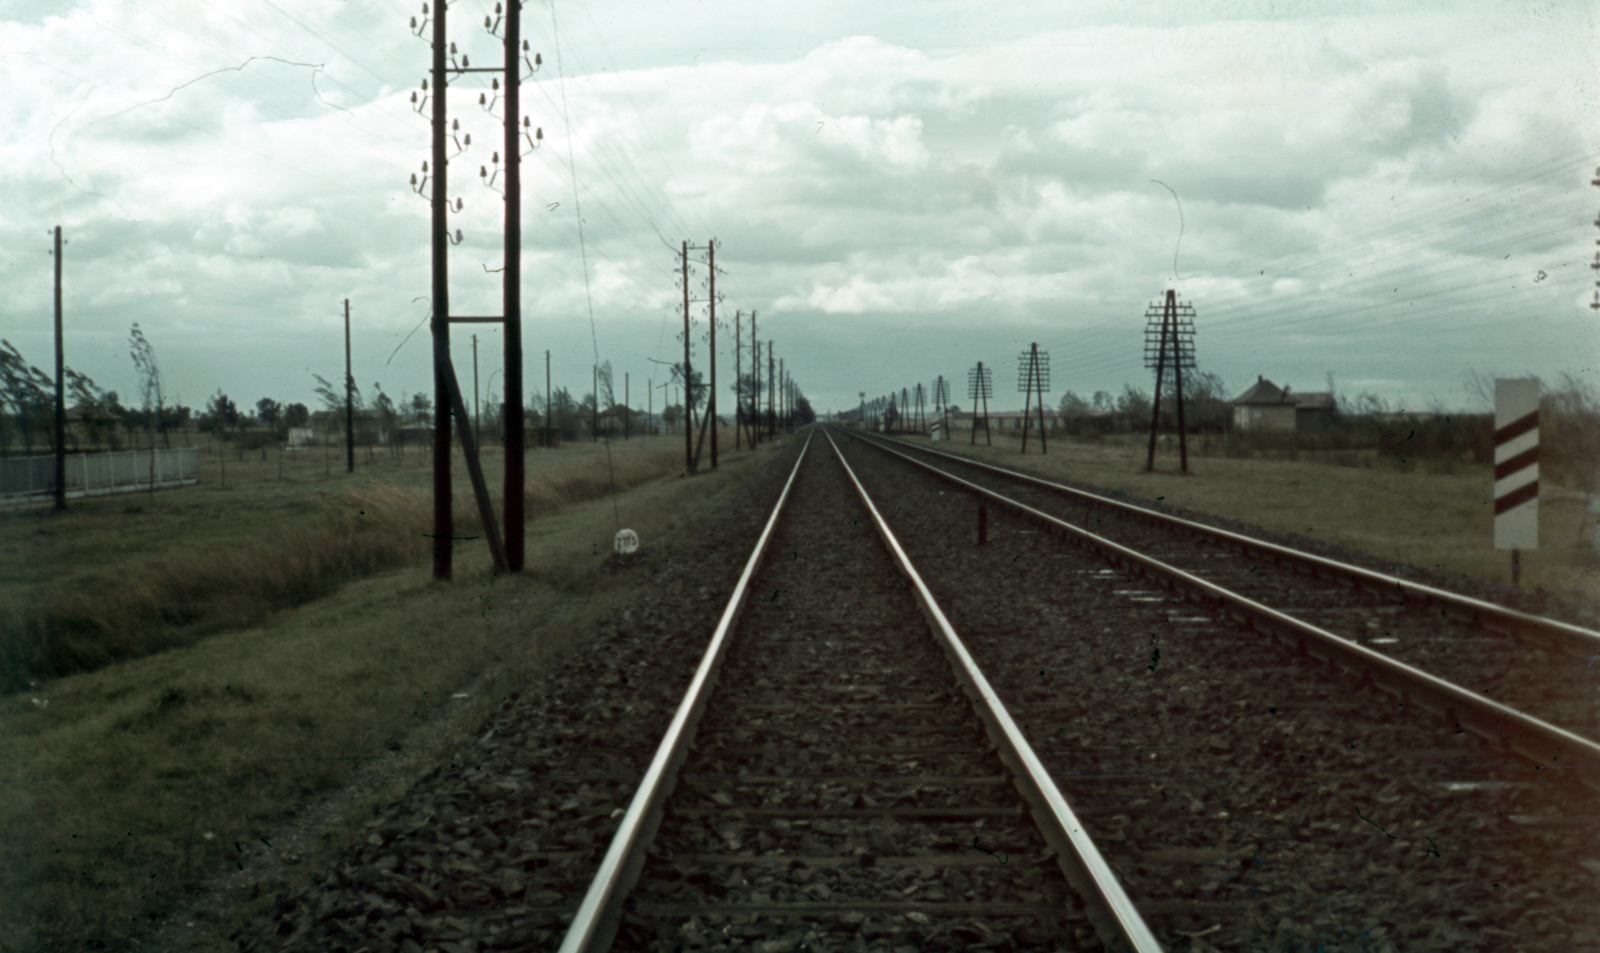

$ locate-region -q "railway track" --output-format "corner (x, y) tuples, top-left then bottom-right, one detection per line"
(852, 430), (1600, 761)
(832, 427), (1600, 950)
(233, 425), (1600, 952)
(560, 429), (1159, 951)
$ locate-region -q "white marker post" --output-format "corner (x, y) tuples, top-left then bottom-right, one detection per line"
(1493, 378), (1539, 585)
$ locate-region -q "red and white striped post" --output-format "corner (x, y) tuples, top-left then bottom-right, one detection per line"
(1493, 378), (1539, 586)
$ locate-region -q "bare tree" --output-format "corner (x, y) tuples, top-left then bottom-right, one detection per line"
(129, 323), (168, 448)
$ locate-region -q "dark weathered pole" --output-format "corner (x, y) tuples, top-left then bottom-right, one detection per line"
(624, 372), (629, 439)
(733, 309), (741, 450)
(972, 370), (985, 447)
(441, 356), (507, 574)
(750, 310), (758, 446)
(708, 238), (717, 469)
(1035, 343), (1048, 455)
(472, 333), (480, 445)
(1171, 293), (1187, 473)
(1146, 292), (1171, 473)
(345, 298), (354, 473)
(1021, 344), (1034, 454)
(592, 363), (598, 443)
(681, 241), (693, 472)
(767, 345), (775, 438)
(430, 1), (452, 579)
(545, 349), (551, 447)
(503, 0), (525, 571)
(52, 226), (65, 511)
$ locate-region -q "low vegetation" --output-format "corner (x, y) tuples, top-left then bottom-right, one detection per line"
(0, 435), (684, 693)
(0, 430), (774, 952)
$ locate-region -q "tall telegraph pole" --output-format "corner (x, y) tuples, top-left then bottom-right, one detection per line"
(680, 240), (692, 472)
(52, 226), (65, 511)
(429, 0), (452, 578)
(345, 298), (355, 473)
(707, 239), (718, 469)
(502, 0), (526, 571)
(749, 310), (758, 447)
(733, 309), (741, 450)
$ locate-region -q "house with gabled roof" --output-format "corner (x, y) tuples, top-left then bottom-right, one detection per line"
(1231, 376), (1336, 432)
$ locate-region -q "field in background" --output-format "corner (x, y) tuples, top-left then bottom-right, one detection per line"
(0, 427), (775, 952)
(0, 431), (691, 693)
(899, 429), (1599, 614)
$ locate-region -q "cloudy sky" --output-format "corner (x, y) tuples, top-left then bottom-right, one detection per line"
(2, 0), (1596, 420)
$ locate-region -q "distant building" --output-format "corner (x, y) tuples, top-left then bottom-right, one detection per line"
(1231, 377), (1336, 432)
(943, 410), (1057, 433)
(65, 404), (123, 444)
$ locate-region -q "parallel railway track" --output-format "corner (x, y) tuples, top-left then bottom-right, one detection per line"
(852, 430), (1600, 767)
(236, 425), (1600, 952)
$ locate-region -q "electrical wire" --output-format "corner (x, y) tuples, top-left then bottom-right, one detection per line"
(551, 0), (622, 529)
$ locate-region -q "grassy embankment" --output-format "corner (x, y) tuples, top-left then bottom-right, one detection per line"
(902, 430), (1599, 612)
(0, 428), (772, 952)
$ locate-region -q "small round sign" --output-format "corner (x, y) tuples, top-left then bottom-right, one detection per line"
(613, 529), (640, 555)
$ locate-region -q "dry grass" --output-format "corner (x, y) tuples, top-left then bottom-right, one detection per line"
(907, 430), (1600, 612)
(0, 434), (687, 691)
(0, 430), (779, 952)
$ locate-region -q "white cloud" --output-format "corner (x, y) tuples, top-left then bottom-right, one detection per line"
(0, 1), (1591, 417)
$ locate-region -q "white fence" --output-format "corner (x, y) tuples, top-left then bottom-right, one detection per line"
(1, 447), (201, 503)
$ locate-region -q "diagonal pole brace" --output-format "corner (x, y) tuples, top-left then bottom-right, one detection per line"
(440, 352), (509, 573)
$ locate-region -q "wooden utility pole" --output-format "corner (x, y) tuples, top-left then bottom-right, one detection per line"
(624, 372), (629, 439)
(733, 309), (741, 450)
(767, 346), (775, 439)
(545, 349), (552, 447)
(969, 362), (992, 446)
(1143, 289), (1195, 473)
(681, 240), (693, 472)
(750, 311), (758, 447)
(345, 298), (355, 474)
(472, 333), (480, 445)
(502, 0), (525, 571)
(52, 226), (64, 511)
(1019, 343), (1049, 455)
(708, 239), (718, 469)
(429, 0), (452, 579)
(592, 363), (598, 443)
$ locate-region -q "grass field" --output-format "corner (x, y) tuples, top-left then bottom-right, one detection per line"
(904, 428), (1600, 614)
(0, 432), (695, 691)
(0, 429), (772, 952)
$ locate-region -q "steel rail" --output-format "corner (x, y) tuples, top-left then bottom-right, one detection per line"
(557, 431), (815, 953)
(853, 432), (1600, 788)
(865, 432), (1600, 655)
(824, 428), (1165, 953)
